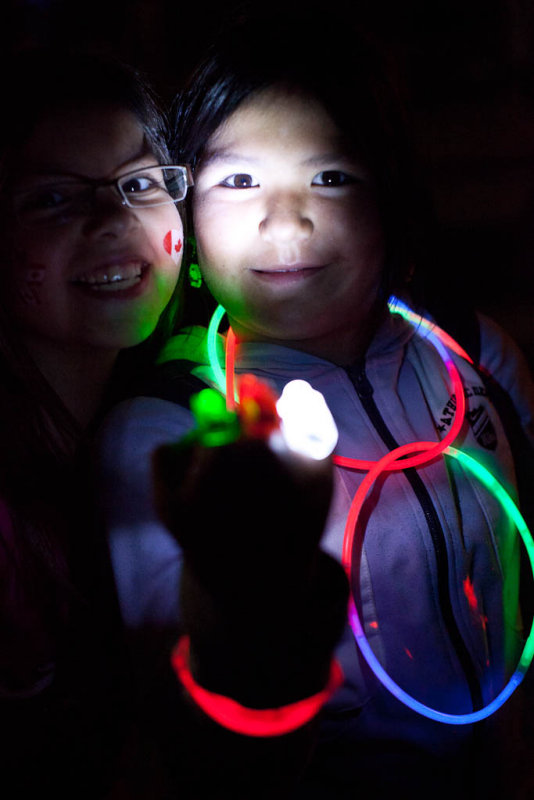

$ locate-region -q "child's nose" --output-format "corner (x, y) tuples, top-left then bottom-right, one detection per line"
(259, 195), (313, 243)
(84, 187), (139, 237)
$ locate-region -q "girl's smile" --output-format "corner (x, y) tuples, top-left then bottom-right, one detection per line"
(193, 88), (385, 364)
(71, 256), (150, 293)
(249, 263), (328, 288)
(5, 106), (183, 358)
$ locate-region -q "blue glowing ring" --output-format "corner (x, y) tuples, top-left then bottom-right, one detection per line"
(349, 445), (534, 724)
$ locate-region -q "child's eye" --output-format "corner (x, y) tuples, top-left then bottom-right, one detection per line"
(16, 185), (79, 219)
(26, 188), (73, 210)
(312, 171), (356, 187)
(220, 173), (259, 189)
(121, 174), (159, 194)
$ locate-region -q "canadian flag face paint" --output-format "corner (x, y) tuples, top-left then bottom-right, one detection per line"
(17, 265), (46, 306)
(163, 229), (183, 264)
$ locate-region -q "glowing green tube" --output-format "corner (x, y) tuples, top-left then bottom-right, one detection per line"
(206, 304), (227, 394)
(348, 444), (534, 723)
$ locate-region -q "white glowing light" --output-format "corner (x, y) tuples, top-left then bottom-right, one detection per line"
(275, 380), (338, 460)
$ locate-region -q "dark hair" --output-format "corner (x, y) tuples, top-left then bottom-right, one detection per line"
(0, 47), (170, 178)
(173, 9), (433, 305)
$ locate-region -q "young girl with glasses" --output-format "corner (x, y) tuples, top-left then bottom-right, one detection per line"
(100, 9), (534, 799)
(2, 43), (346, 800)
(0, 46), (188, 796)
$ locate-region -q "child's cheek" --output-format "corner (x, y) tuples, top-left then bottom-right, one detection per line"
(15, 264), (46, 306)
(163, 230), (183, 265)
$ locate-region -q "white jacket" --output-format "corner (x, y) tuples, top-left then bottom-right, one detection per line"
(97, 308), (534, 788)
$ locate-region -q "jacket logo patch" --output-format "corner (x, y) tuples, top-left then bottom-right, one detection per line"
(466, 406), (497, 450)
(437, 385), (497, 450)
(436, 395), (457, 434)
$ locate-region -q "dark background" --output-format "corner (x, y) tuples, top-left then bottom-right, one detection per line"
(6, 0), (534, 368)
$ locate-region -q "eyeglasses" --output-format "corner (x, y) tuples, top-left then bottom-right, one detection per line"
(13, 164), (194, 227)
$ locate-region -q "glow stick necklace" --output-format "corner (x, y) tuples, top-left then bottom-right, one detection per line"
(207, 297), (534, 723)
(347, 442), (534, 724)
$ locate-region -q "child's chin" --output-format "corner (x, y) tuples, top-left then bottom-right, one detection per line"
(97, 319), (160, 352)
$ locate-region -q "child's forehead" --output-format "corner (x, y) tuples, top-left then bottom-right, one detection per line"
(205, 88), (354, 161)
(19, 106), (151, 177)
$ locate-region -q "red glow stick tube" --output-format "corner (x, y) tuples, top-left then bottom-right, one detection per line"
(333, 351), (466, 472)
(172, 635), (344, 737)
(341, 438), (452, 570)
(225, 327), (237, 411)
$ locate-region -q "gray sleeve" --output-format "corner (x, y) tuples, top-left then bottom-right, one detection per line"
(478, 313), (534, 447)
(96, 397), (194, 630)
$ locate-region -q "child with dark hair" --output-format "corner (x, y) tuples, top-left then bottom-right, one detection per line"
(0, 46), (189, 795)
(99, 9), (534, 798)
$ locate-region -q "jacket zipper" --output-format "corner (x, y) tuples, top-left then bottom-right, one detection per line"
(346, 361), (483, 711)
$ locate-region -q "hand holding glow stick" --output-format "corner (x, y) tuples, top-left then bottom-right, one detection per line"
(152, 373), (347, 723)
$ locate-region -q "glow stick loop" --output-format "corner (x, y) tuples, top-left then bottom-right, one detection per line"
(208, 297), (534, 724)
(345, 444), (534, 724)
(172, 635), (344, 736)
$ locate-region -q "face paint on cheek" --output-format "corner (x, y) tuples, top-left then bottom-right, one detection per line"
(16, 265), (46, 306)
(18, 286), (40, 306)
(163, 230), (183, 265)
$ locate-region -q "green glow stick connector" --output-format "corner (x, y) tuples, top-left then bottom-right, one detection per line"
(190, 388), (240, 447)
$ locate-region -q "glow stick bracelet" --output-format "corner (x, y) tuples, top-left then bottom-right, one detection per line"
(345, 444), (534, 724)
(172, 635), (344, 736)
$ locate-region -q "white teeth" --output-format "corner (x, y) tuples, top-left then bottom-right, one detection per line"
(74, 261), (145, 288)
(88, 275), (142, 292)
